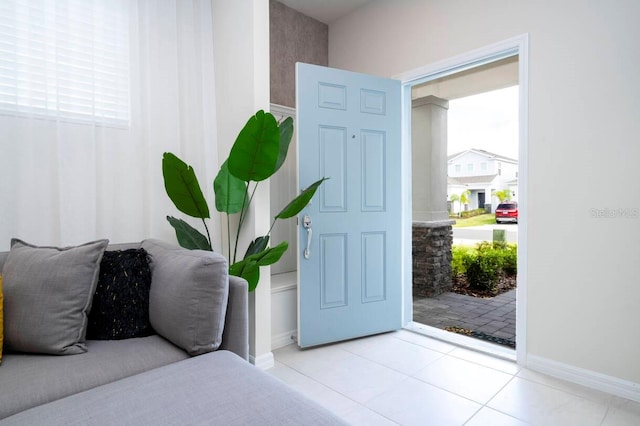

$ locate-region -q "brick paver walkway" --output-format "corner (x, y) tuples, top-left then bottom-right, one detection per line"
(413, 289), (516, 347)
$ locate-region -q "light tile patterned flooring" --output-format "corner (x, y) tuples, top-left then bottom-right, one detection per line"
(268, 330), (640, 425)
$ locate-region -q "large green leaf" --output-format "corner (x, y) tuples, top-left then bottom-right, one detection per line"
(166, 216), (211, 250)
(229, 241), (289, 291)
(274, 116), (293, 174)
(162, 153), (210, 219)
(229, 259), (260, 291)
(276, 178), (328, 219)
(245, 241), (289, 266)
(228, 110), (280, 182)
(214, 160), (247, 214)
(244, 235), (270, 258)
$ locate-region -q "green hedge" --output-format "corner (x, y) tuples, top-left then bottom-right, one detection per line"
(458, 208), (486, 218)
(452, 242), (517, 292)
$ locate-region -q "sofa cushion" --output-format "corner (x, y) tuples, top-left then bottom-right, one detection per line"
(87, 248), (154, 340)
(142, 239), (229, 356)
(1, 239), (108, 355)
(1, 350), (346, 425)
(0, 336), (189, 419)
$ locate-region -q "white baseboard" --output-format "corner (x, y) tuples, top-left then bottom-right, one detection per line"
(250, 352), (274, 370)
(272, 330), (297, 350)
(527, 354), (640, 402)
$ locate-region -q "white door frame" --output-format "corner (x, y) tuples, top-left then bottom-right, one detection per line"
(395, 34), (529, 364)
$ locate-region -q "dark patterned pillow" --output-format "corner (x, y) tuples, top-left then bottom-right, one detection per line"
(87, 248), (154, 340)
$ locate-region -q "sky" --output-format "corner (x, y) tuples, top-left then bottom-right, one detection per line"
(447, 85), (519, 160)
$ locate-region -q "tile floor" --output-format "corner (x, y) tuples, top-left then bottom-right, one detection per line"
(268, 330), (640, 425)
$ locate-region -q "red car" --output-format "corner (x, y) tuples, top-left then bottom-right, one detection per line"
(495, 201), (518, 224)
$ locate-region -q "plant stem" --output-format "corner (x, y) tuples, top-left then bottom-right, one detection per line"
(226, 214), (231, 259)
(267, 218), (277, 236)
(202, 218), (212, 251)
(232, 182), (256, 263)
(231, 184), (249, 263)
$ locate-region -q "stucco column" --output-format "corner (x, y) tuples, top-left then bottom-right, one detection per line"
(213, 0), (272, 369)
(412, 96), (449, 222)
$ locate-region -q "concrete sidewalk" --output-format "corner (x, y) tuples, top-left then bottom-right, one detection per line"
(413, 289), (516, 347)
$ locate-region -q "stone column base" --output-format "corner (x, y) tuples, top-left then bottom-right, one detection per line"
(412, 220), (455, 297)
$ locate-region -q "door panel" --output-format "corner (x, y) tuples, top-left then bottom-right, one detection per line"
(361, 130), (386, 211)
(361, 232), (386, 303)
(320, 234), (348, 308)
(297, 63), (401, 348)
(319, 126), (347, 211)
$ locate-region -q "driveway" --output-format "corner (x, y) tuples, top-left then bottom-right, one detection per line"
(453, 223), (518, 245)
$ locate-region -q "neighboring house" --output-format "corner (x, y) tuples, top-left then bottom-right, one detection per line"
(447, 149), (517, 213)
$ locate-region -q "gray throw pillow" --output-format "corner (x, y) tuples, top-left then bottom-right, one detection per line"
(142, 239), (229, 355)
(2, 238), (109, 355)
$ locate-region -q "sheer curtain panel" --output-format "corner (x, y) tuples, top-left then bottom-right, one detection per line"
(0, 0), (219, 251)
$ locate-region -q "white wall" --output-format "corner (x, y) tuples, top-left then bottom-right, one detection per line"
(269, 105), (298, 350)
(212, 0), (273, 367)
(449, 151), (498, 177)
(330, 0), (640, 386)
(269, 104), (298, 275)
(499, 161), (518, 181)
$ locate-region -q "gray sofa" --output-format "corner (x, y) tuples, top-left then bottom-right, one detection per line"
(0, 239), (344, 425)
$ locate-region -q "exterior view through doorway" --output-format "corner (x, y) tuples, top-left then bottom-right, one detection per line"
(398, 35), (528, 362)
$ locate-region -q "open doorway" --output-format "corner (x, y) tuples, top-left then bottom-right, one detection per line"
(400, 37), (528, 360)
(267, 36), (528, 360)
(413, 83), (519, 348)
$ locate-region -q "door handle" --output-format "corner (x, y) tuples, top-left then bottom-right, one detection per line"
(303, 215), (312, 259)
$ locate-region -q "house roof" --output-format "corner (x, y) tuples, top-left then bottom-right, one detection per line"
(447, 177), (466, 186)
(448, 149), (518, 164)
(448, 174), (498, 185)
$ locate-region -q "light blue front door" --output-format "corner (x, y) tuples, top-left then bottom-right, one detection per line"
(296, 63), (402, 348)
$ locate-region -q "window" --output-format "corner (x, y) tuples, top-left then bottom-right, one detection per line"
(454, 164), (461, 173)
(480, 161), (487, 171)
(0, 0), (130, 126)
(467, 163), (473, 172)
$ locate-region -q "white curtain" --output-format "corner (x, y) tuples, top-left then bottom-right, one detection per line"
(0, 0), (219, 251)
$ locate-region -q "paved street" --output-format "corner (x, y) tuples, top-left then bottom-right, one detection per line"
(452, 223), (518, 245)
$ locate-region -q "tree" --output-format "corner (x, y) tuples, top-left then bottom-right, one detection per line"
(492, 188), (512, 203)
(449, 194), (460, 214)
(459, 189), (471, 213)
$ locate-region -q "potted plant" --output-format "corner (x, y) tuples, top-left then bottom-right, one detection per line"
(162, 110), (325, 291)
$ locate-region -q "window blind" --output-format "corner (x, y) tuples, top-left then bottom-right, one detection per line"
(0, 0), (130, 126)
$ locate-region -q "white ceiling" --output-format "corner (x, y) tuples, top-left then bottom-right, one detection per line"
(277, 0), (374, 24)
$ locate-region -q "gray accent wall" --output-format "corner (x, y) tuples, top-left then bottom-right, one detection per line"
(270, 0), (328, 107)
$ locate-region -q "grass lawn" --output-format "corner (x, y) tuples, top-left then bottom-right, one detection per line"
(451, 213), (496, 228)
